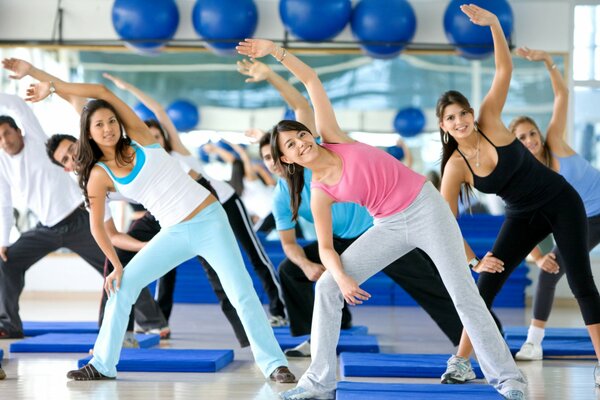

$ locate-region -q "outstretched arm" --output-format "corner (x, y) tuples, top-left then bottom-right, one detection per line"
(397, 139), (413, 168)
(103, 73), (190, 155)
(237, 39), (350, 144)
(515, 47), (572, 155)
(2, 58), (88, 114)
(465, 5), (513, 123)
(25, 80), (154, 146)
(237, 58), (317, 134)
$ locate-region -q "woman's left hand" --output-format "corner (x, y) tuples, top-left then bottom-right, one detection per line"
(236, 39), (277, 59)
(460, 4), (499, 27)
(104, 267), (123, 298)
(25, 82), (51, 103)
(472, 251), (505, 273)
(334, 273), (371, 305)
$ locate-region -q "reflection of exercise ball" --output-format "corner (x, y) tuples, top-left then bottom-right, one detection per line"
(351, 0), (416, 59)
(394, 107), (426, 137)
(279, 0), (351, 41)
(386, 145), (405, 161)
(133, 102), (157, 121)
(112, 0), (179, 53)
(282, 108), (296, 121)
(192, 0), (258, 56)
(167, 100), (199, 132)
(444, 0), (513, 60)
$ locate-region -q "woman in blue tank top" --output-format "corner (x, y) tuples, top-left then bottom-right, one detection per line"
(437, 5), (600, 390)
(509, 47), (600, 361)
(24, 80), (295, 383)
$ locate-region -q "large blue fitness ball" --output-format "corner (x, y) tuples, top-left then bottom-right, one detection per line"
(112, 0), (179, 53)
(394, 107), (426, 137)
(444, 0), (513, 60)
(192, 0), (258, 56)
(351, 0), (417, 59)
(133, 102), (157, 122)
(279, 0), (351, 41)
(167, 100), (200, 132)
(386, 144), (405, 161)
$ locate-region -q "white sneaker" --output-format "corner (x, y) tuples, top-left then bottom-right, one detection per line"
(594, 364), (600, 387)
(515, 342), (542, 361)
(441, 355), (476, 384)
(123, 332), (140, 349)
(503, 389), (525, 400)
(279, 386), (333, 400)
(284, 340), (311, 357)
(269, 315), (289, 327)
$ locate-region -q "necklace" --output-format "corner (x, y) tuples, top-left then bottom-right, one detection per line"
(460, 131), (481, 168)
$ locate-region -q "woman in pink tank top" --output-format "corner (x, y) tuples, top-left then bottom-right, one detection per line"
(237, 13), (526, 398)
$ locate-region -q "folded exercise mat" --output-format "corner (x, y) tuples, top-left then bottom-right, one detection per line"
(336, 382), (503, 400)
(504, 326), (588, 341)
(277, 335), (379, 354)
(77, 349), (234, 372)
(10, 333), (160, 353)
(506, 337), (595, 358)
(272, 325), (368, 336)
(340, 353), (483, 378)
(22, 321), (99, 336)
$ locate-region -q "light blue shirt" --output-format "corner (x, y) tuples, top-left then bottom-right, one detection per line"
(272, 168), (373, 239)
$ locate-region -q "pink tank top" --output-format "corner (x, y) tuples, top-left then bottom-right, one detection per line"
(311, 142), (426, 218)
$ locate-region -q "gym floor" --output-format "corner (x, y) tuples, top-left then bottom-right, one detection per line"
(0, 296), (597, 400)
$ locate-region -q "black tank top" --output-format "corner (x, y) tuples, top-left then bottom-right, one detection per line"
(130, 203), (147, 212)
(457, 129), (567, 215)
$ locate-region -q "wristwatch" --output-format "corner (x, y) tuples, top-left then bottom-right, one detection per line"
(49, 81), (56, 96)
(468, 256), (480, 270)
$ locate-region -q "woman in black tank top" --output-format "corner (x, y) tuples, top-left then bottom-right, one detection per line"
(436, 4), (600, 389)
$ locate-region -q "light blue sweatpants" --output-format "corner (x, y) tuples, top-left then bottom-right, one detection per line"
(89, 202), (287, 378)
(297, 182), (526, 398)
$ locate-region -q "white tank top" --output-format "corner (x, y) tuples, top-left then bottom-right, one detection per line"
(96, 142), (209, 228)
(170, 151), (235, 202)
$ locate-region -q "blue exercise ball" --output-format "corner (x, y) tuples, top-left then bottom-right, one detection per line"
(393, 107), (426, 137)
(198, 144), (211, 163)
(167, 100), (200, 132)
(351, 0), (417, 59)
(192, 0), (258, 56)
(112, 0), (179, 53)
(386, 145), (405, 161)
(444, 0), (513, 60)
(282, 107), (296, 121)
(279, 0), (351, 41)
(133, 102), (157, 122)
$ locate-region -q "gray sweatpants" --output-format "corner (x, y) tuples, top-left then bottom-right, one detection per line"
(298, 182), (526, 397)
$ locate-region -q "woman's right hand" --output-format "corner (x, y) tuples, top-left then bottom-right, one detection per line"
(103, 73), (129, 90)
(237, 59), (272, 83)
(535, 252), (560, 274)
(25, 82), (51, 103)
(334, 273), (371, 305)
(460, 4), (498, 27)
(473, 251), (505, 273)
(236, 39), (277, 59)
(1, 58), (32, 80)
(104, 267), (123, 298)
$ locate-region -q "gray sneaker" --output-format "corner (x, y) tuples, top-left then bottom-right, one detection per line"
(284, 340), (311, 357)
(123, 332), (140, 349)
(0, 366), (5, 380)
(503, 389), (525, 400)
(441, 355), (476, 384)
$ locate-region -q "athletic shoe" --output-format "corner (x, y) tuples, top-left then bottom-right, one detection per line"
(141, 326), (171, 339)
(122, 332), (140, 348)
(0, 366), (5, 380)
(67, 364), (115, 381)
(441, 355), (476, 384)
(269, 316), (289, 327)
(269, 366), (296, 383)
(515, 342), (543, 361)
(279, 386), (334, 400)
(503, 389), (525, 400)
(284, 340), (311, 357)
(594, 364), (600, 387)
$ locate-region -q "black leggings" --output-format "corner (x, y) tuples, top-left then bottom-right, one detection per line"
(533, 213), (600, 321)
(477, 185), (600, 325)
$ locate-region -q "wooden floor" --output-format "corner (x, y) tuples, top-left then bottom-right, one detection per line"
(0, 298), (598, 400)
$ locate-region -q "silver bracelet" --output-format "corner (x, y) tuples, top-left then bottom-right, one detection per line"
(277, 48), (287, 62)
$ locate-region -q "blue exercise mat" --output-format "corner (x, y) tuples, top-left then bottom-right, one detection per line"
(506, 337), (595, 358)
(504, 326), (588, 341)
(277, 335), (379, 354)
(78, 349), (234, 372)
(0, 349), (3, 360)
(23, 321), (99, 336)
(10, 333), (159, 353)
(272, 325), (368, 336)
(340, 353), (483, 378)
(336, 382), (503, 399)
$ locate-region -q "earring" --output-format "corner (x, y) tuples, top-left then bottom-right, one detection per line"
(286, 163), (296, 175)
(443, 131), (449, 144)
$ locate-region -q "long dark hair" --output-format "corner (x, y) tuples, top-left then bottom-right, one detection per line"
(436, 90), (474, 208)
(270, 120), (308, 221)
(76, 99), (131, 207)
(144, 119), (172, 153)
(508, 116), (552, 167)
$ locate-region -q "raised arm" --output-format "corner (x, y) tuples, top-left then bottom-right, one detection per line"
(516, 47), (572, 154)
(237, 39), (350, 144)
(0, 172), (13, 255)
(2, 58), (87, 114)
(0, 92), (48, 142)
(103, 73), (190, 155)
(237, 58), (317, 134)
(223, 140), (258, 181)
(25, 81), (154, 146)
(397, 139), (413, 168)
(464, 5), (513, 123)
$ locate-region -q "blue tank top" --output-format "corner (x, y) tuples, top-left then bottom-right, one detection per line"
(457, 129), (567, 216)
(556, 153), (600, 217)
